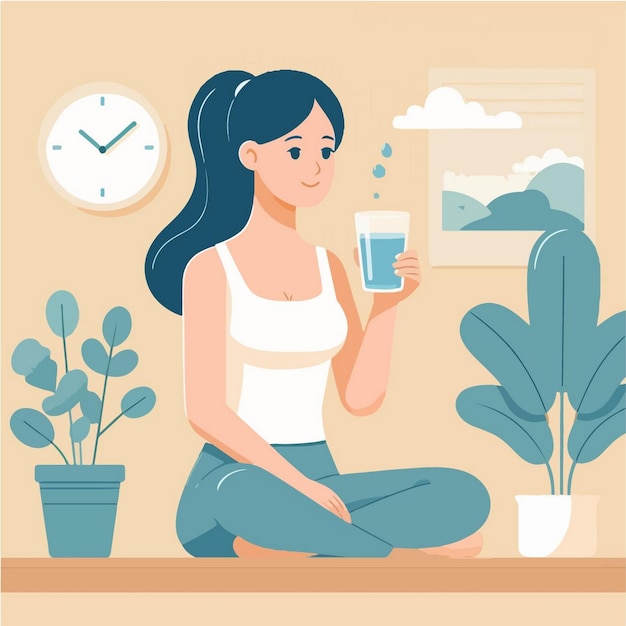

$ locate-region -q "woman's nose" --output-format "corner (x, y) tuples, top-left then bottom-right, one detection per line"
(312, 159), (321, 175)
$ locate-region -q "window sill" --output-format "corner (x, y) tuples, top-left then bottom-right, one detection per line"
(2, 557), (624, 593)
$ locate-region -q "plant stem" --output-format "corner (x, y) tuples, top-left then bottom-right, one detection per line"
(559, 391), (565, 495)
(100, 396), (145, 436)
(61, 304), (69, 372)
(61, 310), (78, 465)
(66, 410), (77, 464)
(91, 336), (115, 464)
(99, 411), (124, 436)
(52, 440), (70, 465)
(546, 462), (555, 495)
(23, 421), (69, 464)
(567, 461), (576, 495)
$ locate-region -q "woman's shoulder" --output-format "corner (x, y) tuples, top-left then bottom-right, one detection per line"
(183, 246), (224, 287)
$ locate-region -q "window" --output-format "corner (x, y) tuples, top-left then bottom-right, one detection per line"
(428, 69), (595, 266)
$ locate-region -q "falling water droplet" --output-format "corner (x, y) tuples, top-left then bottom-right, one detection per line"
(374, 193), (380, 199)
(372, 164), (386, 178)
(381, 143), (392, 158)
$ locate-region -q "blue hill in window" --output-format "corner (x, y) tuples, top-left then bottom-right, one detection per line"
(462, 189), (584, 231)
(526, 163), (584, 224)
(442, 191), (491, 230)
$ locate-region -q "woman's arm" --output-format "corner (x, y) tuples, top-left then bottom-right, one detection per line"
(182, 248), (351, 521)
(329, 249), (421, 416)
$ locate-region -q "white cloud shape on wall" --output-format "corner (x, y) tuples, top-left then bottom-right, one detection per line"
(392, 87), (523, 130)
(512, 148), (584, 173)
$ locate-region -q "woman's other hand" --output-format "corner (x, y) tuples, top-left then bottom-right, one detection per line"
(353, 247), (421, 314)
(297, 477), (352, 523)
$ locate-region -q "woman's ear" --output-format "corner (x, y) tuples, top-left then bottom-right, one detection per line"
(238, 141), (259, 171)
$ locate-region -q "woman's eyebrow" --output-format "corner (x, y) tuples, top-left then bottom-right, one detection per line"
(283, 134), (335, 142)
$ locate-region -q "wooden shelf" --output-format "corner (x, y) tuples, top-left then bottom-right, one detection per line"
(2, 557), (624, 593)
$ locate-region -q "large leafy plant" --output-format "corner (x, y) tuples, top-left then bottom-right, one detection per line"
(10, 291), (156, 464)
(456, 229), (625, 494)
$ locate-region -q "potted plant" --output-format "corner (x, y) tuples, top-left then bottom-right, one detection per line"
(10, 290), (156, 557)
(456, 228), (624, 557)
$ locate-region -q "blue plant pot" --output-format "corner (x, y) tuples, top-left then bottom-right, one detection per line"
(35, 464), (125, 558)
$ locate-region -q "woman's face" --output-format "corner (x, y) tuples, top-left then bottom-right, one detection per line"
(239, 101), (337, 208)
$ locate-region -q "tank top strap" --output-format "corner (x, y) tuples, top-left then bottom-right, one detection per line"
(214, 241), (248, 296)
(217, 241), (335, 299)
(315, 247), (336, 296)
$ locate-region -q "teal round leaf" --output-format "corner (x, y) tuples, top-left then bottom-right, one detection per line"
(11, 339), (58, 391)
(82, 338), (109, 375)
(121, 386), (156, 418)
(12, 339), (50, 375)
(108, 350), (138, 377)
(46, 290), (79, 338)
(80, 391), (102, 424)
(70, 416), (91, 443)
(42, 369), (88, 416)
(103, 307), (132, 347)
(10, 408), (55, 448)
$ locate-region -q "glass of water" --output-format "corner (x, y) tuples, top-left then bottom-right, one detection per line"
(355, 211), (410, 292)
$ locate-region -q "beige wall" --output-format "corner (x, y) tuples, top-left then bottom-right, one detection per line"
(2, 0), (625, 575)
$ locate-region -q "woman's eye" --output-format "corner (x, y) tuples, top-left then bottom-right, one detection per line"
(321, 147), (334, 160)
(288, 148), (301, 160)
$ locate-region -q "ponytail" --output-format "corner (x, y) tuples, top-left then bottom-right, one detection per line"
(145, 70), (254, 315)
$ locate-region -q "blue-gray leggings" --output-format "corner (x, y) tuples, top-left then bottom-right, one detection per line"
(176, 441), (490, 557)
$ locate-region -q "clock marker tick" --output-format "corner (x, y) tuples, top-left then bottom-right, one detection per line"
(144, 145), (154, 150)
(100, 188), (105, 197)
(100, 97), (105, 106)
(52, 145), (62, 150)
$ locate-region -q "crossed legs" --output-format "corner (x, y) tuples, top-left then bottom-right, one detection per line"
(213, 465), (490, 558)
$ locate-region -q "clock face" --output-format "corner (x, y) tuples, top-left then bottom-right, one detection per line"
(40, 83), (167, 211)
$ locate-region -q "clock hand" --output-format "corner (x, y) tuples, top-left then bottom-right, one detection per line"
(104, 121), (138, 152)
(78, 129), (103, 151)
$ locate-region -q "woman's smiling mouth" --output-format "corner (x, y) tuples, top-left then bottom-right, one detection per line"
(302, 181), (320, 188)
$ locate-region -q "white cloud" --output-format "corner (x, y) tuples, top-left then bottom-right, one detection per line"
(512, 148), (584, 174)
(392, 87), (523, 130)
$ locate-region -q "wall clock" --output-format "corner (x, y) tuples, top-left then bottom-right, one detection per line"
(39, 82), (168, 212)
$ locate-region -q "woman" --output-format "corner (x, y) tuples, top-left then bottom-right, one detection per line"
(145, 69), (490, 558)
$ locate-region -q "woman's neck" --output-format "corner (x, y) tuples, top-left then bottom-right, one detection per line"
(239, 174), (301, 245)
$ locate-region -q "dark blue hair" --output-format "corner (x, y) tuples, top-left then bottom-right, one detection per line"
(145, 69), (345, 315)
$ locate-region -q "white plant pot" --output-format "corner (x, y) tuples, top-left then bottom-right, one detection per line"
(515, 495), (599, 557)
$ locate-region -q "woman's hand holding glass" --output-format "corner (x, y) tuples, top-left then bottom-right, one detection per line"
(353, 247), (422, 313)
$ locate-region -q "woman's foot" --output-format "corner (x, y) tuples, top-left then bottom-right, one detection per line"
(233, 532), (483, 559)
(417, 531), (483, 558)
(233, 536), (315, 558)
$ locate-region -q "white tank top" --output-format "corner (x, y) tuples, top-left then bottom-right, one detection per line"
(215, 241), (348, 444)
